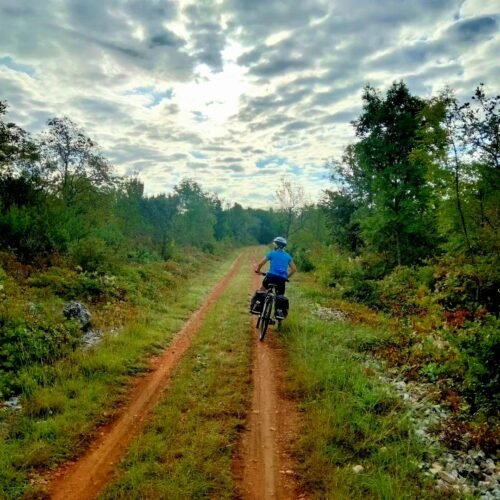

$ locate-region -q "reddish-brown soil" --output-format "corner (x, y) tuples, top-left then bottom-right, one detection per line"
(233, 270), (303, 500)
(48, 257), (241, 500)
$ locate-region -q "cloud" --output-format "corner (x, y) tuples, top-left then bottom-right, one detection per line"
(446, 15), (498, 43)
(249, 57), (310, 77)
(183, 1), (225, 71)
(149, 31), (185, 49)
(0, 0), (498, 207)
(283, 120), (312, 132)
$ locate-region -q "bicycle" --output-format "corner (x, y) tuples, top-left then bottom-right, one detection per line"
(255, 272), (288, 342)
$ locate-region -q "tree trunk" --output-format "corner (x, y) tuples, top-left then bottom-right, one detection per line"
(395, 230), (401, 267)
(451, 140), (474, 263)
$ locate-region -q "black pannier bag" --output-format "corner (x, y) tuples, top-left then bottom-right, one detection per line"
(276, 295), (289, 317)
(250, 291), (267, 314)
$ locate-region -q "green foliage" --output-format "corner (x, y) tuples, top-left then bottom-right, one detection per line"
(433, 254), (500, 316)
(69, 236), (120, 273)
(171, 180), (217, 249)
(293, 248), (315, 272)
(453, 317), (500, 415)
(376, 266), (426, 316)
(29, 267), (121, 301)
(0, 315), (81, 397)
(0, 100), (38, 175)
(322, 189), (361, 252)
(126, 245), (161, 264)
(38, 116), (115, 204)
(331, 82), (439, 267)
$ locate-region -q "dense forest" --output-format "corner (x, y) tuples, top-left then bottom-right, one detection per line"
(1, 80), (499, 454)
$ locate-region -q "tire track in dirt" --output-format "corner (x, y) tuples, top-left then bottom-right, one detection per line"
(233, 267), (303, 500)
(48, 257), (241, 500)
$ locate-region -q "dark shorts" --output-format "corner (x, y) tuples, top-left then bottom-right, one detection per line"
(263, 274), (286, 295)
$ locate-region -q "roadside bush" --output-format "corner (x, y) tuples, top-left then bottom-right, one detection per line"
(292, 247), (315, 272)
(0, 251), (35, 279)
(433, 255), (500, 317)
(342, 268), (378, 306)
(69, 237), (121, 273)
(376, 266), (426, 316)
(321, 249), (355, 288)
(126, 246), (161, 264)
(29, 267), (122, 302)
(0, 315), (81, 397)
(453, 316), (500, 415)
(313, 249), (382, 305)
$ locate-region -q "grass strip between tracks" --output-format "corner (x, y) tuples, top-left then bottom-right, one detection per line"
(0, 254), (236, 499)
(100, 257), (252, 499)
(279, 275), (439, 499)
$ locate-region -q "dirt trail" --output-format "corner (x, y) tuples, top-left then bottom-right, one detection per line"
(48, 257), (241, 500)
(234, 270), (302, 500)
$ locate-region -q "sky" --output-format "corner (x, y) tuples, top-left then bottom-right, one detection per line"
(0, 0), (499, 207)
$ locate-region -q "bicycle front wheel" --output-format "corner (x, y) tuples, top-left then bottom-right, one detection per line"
(259, 298), (272, 341)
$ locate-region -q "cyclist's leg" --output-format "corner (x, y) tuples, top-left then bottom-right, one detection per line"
(275, 278), (287, 319)
(260, 275), (271, 291)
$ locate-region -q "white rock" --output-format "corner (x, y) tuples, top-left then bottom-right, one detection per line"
(430, 462), (443, 474)
(352, 465), (364, 474)
(438, 470), (458, 484)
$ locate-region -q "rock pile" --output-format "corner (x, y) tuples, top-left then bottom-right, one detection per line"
(81, 329), (103, 349)
(315, 305), (347, 322)
(2, 396), (22, 411)
(63, 301), (92, 330)
(381, 373), (499, 498)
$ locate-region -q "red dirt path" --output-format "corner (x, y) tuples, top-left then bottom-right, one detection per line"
(48, 257), (241, 500)
(233, 269), (304, 500)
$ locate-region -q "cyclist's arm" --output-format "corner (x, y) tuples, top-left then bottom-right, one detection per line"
(288, 260), (297, 278)
(254, 257), (268, 273)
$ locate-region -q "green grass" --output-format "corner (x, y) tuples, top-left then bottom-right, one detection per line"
(279, 275), (440, 499)
(0, 253), (238, 499)
(100, 255), (252, 499)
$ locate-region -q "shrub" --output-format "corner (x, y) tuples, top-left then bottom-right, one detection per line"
(292, 248), (315, 272)
(342, 269), (378, 306)
(323, 250), (355, 288)
(69, 237), (120, 273)
(29, 268), (122, 302)
(433, 255), (500, 316)
(453, 316), (500, 415)
(0, 315), (81, 397)
(126, 246), (161, 264)
(375, 266), (426, 316)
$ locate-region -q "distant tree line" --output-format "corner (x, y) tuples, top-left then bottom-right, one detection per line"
(0, 106), (297, 270)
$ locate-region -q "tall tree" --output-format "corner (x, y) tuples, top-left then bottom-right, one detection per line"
(143, 193), (178, 259)
(322, 189), (361, 252)
(172, 180), (217, 249)
(0, 100), (38, 178)
(275, 177), (305, 238)
(344, 82), (437, 266)
(39, 117), (114, 204)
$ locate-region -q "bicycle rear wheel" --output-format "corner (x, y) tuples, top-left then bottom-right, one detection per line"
(259, 298), (272, 341)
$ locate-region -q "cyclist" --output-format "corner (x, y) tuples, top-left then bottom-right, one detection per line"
(250, 236), (297, 319)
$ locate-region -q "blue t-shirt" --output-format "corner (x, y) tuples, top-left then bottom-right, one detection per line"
(266, 249), (292, 279)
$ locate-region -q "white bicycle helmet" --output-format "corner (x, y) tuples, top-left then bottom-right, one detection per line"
(273, 236), (287, 248)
